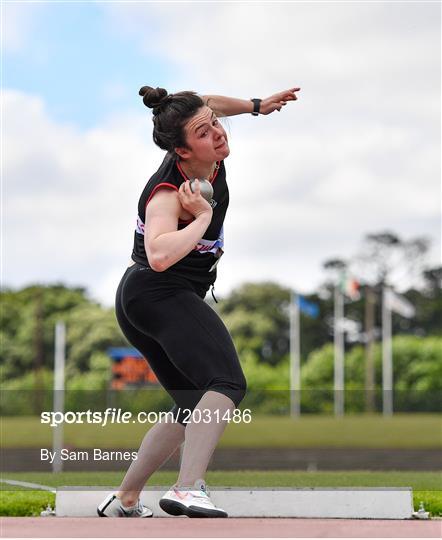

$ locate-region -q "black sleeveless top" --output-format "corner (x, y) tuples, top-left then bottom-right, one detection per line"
(131, 153), (229, 289)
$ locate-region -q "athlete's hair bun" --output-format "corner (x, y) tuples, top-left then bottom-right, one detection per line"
(139, 86), (171, 114)
(138, 87), (204, 152)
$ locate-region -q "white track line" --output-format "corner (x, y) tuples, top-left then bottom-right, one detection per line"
(1, 478), (56, 493)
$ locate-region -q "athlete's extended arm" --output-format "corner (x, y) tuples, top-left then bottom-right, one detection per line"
(145, 182), (212, 272)
(202, 88), (300, 117)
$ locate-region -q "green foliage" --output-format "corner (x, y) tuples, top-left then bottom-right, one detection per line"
(0, 490), (55, 517)
(65, 306), (126, 375)
(218, 281), (329, 366)
(219, 282), (292, 365)
(1, 369), (54, 391)
(0, 285), (125, 381)
(1, 369), (55, 414)
(387, 286), (442, 337)
(241, 351), (289, 390)
(240, 350), (290, 414)
(301, 336), (442, 412)
(1, 280), (440, 414)
(1, 285), (88, 379)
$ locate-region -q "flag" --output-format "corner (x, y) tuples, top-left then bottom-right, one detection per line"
(384, 289), (415, 318)
(340, 274), (361, 300)
(297, 295), (319, 319)
(336, 317), (363, 342)
(336, 318), (361, 333)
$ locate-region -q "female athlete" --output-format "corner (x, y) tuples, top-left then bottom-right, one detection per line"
(98, 85), (300, 518)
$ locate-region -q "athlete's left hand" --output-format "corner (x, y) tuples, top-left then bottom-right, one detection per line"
(259, 88), (301, 115)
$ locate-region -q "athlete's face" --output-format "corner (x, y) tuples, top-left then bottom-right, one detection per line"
(177, 106), (230, 163)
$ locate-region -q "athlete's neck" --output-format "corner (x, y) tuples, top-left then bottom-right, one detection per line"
(178, 159), (218, 181)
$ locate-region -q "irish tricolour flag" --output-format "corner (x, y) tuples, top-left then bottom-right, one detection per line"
(340, 274), (361, 301)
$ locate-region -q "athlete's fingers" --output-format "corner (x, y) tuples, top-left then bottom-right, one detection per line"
(274, 88), (300, 101)
(192, 178), (201, 196)
(181, 180), (190, 196)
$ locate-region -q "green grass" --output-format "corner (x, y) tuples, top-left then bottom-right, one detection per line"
(1, 470), (441, 517)
(0, 490), (54, 517)
(2, 414), (442, 448)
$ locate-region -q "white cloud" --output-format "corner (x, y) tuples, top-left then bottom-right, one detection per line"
(3, 2), (440, 304)
(102, 2), (440, 99)
(213, 120), (440, 297)
(4, 86), (438, 306)
(3, 90), (164, 302)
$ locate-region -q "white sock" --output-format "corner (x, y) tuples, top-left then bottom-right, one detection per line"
(120, 500), (138, 511)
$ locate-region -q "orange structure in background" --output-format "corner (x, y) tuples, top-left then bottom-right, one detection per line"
(108, 348), (158, 389)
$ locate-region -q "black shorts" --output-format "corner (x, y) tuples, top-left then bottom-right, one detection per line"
(115, 263), (247, 425)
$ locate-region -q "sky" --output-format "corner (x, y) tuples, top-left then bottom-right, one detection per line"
(2, 1), (441, 306)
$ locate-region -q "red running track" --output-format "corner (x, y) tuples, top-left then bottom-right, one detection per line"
(1, 517), (441, 538)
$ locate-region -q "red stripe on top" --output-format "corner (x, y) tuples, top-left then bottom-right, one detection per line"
(176, 160), (220, 185)
(145, 182), (178, 208)
(210, 162), (221, 183)
(144, 181), (195, 225)
(176, 160), (188, 182)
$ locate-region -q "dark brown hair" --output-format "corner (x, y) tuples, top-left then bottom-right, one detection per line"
(139, 86), (204, 152)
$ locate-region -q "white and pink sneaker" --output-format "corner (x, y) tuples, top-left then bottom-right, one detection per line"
(159, 479), (227, 518)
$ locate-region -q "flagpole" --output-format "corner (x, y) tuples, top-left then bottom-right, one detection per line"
(334, 283), (344, 416)
(53, 321), (66, 473)
(382, 287), (393, 416)
(290, 291), (301, 418)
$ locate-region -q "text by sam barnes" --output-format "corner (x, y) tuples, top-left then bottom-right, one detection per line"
(41, 449), (137, 463)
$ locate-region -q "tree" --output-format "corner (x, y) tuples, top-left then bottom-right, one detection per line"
(323, 258), (347, 274)
(351, 231), (430, 289)
(218, 282), (291, 366)
(422, 266), (442, 297)
(0, 284), (124, 380)
(301, 336), (442, 412)
(218, 282), (331, 366)
(320, 230), (432, 413)
(65, 303), (127, 375)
